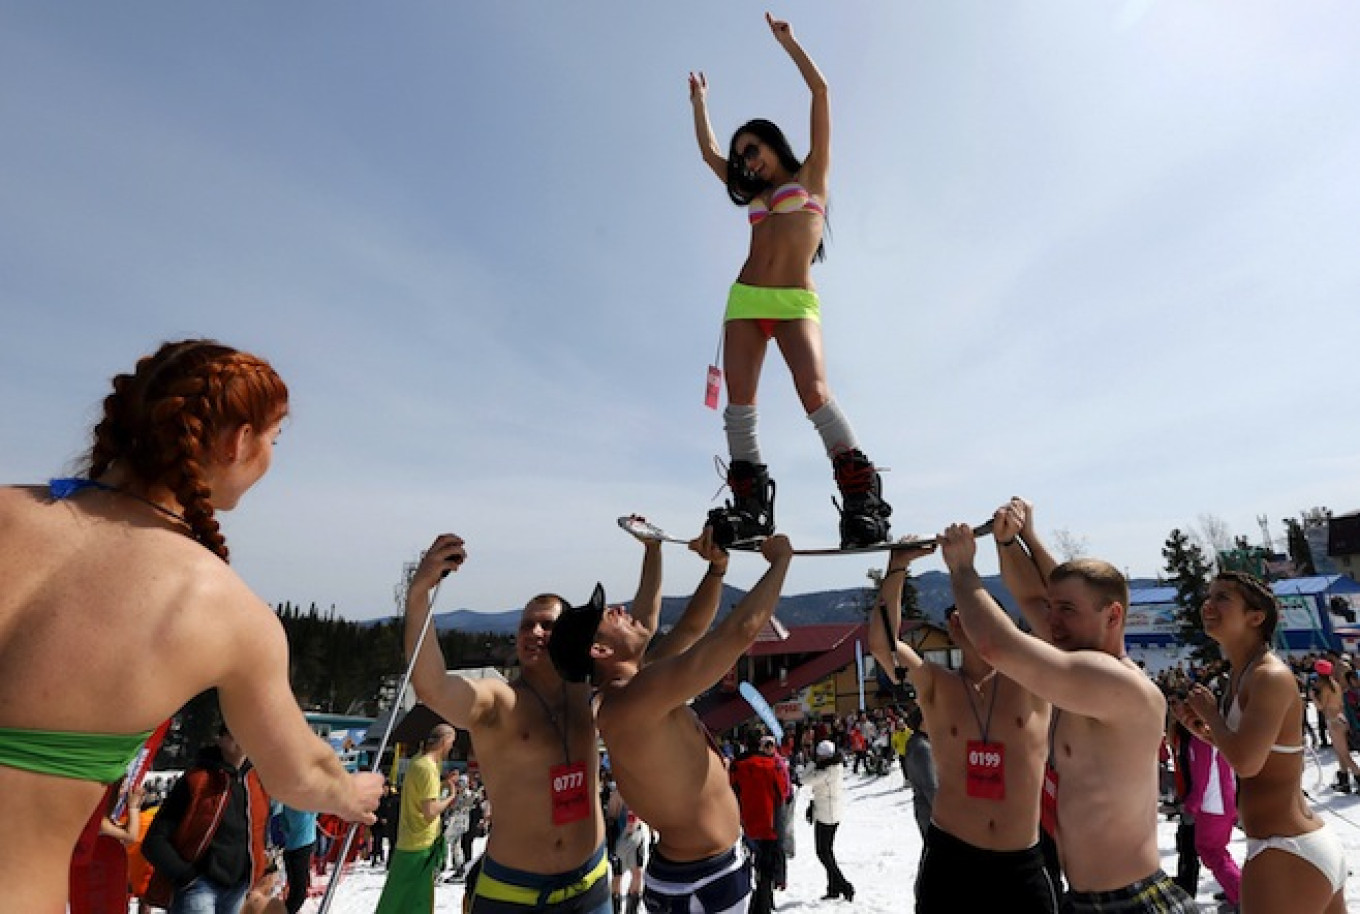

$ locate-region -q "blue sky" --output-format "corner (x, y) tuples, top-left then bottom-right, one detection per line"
(3, 2), (1359, 621)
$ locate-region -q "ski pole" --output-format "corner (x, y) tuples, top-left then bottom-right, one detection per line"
(316, 578), (444, 914)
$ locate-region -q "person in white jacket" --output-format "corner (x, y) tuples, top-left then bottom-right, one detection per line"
(801, 741), (854, 900)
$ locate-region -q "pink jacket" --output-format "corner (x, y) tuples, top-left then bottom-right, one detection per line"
(1184, 737), (1236, 819)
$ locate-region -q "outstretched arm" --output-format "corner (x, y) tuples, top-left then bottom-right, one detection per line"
(649, 528), (729, 663)
(994, 499), (1052, 641)
(865, 541), (937, 700)
(614, 536), (793, 716)
(217, 597), (382, 823)
(767, 13), (829, 186)
(689, 71), (727, 182)
(942, 523), (1148, 722)
(403, 535), (498, 731)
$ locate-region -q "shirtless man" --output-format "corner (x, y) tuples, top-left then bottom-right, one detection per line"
(547, 531), (793, 914)
(404, 532), (663, 914)
(939, 515), (1197, 913)
(867, 528), (1056, 913)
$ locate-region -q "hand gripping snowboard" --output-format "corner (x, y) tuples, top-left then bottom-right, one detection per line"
(618, 515), (995, 555)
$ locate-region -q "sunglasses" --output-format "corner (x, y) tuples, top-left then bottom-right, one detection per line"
(738, 142), (761, 164)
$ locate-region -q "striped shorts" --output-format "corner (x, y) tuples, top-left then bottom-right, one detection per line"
(642, 842), (751, 914)
(1062, 870), (1197, 913)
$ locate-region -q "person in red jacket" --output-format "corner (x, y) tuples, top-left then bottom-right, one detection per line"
(729, 729), (787, 914)
(847, 723), (868, 774)
(142, 724), (270, 912)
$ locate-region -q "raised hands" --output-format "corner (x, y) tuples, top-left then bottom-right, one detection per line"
(939, 522), (979, 575)
(994, 498), (1026, 545)
(411, 533), (467, 591)
(688, 71), (709, 105)
(761, 533), (794, 563)
(765, 11), (795, 45)
(689, 525), (730, 574)
(888, 537), (937, 574)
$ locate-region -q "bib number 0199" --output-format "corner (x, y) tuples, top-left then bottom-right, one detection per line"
(968, 748), (1002, 768)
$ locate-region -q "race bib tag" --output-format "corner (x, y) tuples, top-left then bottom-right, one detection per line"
(704, 365), (723, 410)
(965, 740), (1005, 801)
(549, 761), (589, 825)
(1040, 762), (1060, 838)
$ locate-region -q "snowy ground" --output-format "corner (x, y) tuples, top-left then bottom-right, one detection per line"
(309, 748), (1360, 913)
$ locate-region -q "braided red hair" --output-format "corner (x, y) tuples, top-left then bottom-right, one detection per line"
(86, 340), (288, 561)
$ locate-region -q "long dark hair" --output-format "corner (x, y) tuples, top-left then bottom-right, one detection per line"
(726, 119), (826, 263)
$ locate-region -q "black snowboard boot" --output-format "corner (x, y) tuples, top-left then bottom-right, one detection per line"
(706, 460), (776, 548)
(626, 894), (641, 914)
(832, 448), (892, 548)
(1338, 770), (1353, 794)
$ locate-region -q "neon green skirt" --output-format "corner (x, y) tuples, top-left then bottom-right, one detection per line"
(723, 283), (821, 323)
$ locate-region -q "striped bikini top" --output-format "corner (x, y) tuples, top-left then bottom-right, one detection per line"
(748, 182), (825, 225)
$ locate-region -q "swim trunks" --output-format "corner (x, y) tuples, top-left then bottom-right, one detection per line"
(915, 823), (1058, 914)
(1061, 870), (1196, 913)
(471, 843), (611, 914)
(723, 284), (820, 325)
(0, 725), (154, 784)
(642, 842), (751, 914)
(1245, 823), (1346, 894)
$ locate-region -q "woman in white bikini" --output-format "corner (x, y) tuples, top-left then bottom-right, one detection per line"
(1177, 571), (1347, 913)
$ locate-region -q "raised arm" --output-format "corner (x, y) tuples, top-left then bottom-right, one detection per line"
(1016, 498), (1060, 582)
(217, 594), (382, 823)
(689, 71), (728, 182)
(767, 13), (829, 186)
(624, 519), (664, 637)
(648, 528), (730, 663)
(617, 536), (793, 715)
(866, 541), (937, 699)
(403, 534), (499, 731)
(98, 786), (144, 844)
(994, 499), (1052, 641)
(941, 523), (1149, 722)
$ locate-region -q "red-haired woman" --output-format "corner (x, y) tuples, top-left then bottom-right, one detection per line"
(0, 340), (382, 911)
(1178, 572), (1347, 914)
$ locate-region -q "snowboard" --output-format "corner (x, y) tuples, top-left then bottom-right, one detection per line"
(618, 515), (995, 555)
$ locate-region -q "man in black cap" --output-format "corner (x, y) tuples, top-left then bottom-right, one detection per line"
(403, 532), (662, 914)
(548, 531), (793, 914)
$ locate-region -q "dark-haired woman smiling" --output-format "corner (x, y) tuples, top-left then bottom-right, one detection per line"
(688, 12), (890, 551)
(1177, 572), (1347, 913)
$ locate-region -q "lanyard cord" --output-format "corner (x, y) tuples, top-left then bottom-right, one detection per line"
(961, 672), (1000, 744)
(520, 678), (572, 765)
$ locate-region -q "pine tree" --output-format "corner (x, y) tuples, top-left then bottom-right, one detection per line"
(1163, 528), (1216, 662)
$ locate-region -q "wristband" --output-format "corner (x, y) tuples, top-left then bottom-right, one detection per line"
(884, 566), (907, 578)
(998, 538), (1017, 547)
(706, 567), (726, 578)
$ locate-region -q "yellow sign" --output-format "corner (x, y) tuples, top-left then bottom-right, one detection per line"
(806, 678), (837, 714)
